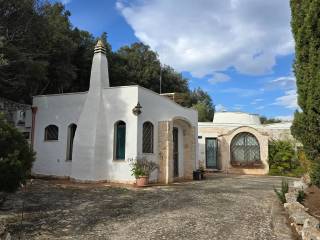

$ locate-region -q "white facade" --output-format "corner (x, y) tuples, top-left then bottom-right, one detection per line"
(198, 111), (293, 174)
(32, 41), (198, 183)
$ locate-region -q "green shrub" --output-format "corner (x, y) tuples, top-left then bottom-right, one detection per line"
(297, 149), (312, 173)
(274, 179), (289, 203)
(129, 156), (158, 179)
(268, 139), (303, 177)
(310, 163), (320, 188)
(296, 190), (305, 203)
(0, 114), (35, 193)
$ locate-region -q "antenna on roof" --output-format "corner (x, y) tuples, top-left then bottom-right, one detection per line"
(159, 64), (162, 94)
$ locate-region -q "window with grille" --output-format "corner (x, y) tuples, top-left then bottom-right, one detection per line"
(230, 132), (261, 166)
(143, 121), (154, 153)
(114, 121), (126, 160)
(44, 125), (59, 141)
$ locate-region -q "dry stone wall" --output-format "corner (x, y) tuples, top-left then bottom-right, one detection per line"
(284, 180), (320, 240)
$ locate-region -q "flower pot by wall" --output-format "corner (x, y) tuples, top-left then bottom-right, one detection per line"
(136, 176), (149, 187)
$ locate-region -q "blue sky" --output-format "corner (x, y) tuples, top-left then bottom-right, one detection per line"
(61, 0), (297, 120)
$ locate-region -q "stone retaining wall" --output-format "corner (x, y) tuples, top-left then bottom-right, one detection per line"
(284, 180), (320, 240)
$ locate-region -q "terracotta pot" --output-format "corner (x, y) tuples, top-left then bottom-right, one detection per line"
(136, 176), (149, 187)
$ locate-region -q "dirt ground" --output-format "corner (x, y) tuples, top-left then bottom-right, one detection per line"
(0, 174), (296, 240)
(304, 185), (320, 220)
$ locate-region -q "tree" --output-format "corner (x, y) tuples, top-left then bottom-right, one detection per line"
(268, 139), (302, 177)
(0, 0), (97, 102)
(69, 28), (95, 92)
(192, 102), (213, 122)
(290, 0), (320, 186)
(0, 37), (8, 66)
(259, 116), (281, 124)
(0, 0), (215, 120)
(187, 88), (215, 121)
(114, 43), (189, 93)
(0, 114), (35, 204)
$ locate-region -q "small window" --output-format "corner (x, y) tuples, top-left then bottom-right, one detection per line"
(114, 121), (126, 160)
(143, 121), (154, 153)
(44, 125), (59, 141)
(66, 124), (77, 161)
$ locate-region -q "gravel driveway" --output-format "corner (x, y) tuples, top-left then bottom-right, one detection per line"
(1, 174), (296, 240)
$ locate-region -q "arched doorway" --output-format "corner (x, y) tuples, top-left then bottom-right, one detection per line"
(230, 132), (261, 166)
(158, 117), (196, 183)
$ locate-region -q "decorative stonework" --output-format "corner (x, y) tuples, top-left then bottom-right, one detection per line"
(219, 126), (269, 175)
(158, 118), (196, 183)
(158, 121), (173, 184)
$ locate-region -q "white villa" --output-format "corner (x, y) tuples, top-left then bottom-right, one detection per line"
(31, 40), (198, 184)
(198, 112), (294, 175)
(29, 40), (296, 184)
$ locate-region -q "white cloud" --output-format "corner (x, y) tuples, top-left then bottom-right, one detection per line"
(266, 75), (296, 90)
(269, 75), (298, 110)
(117, 0), (293, 77)
(208, 72), (230, 84)
(274, 90), (298, 109)
(215, 104), (227, 111)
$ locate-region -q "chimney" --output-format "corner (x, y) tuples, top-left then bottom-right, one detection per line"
(89, 40), (110, 90)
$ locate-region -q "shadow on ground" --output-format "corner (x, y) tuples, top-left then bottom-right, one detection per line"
(1, 174), (297, 240)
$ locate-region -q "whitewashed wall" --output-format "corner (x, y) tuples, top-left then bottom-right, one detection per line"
(32, 92), (86, 177)
(99, 86), (139, 182)
(32, 85), (198, 183)
(137, 87), (198, 180)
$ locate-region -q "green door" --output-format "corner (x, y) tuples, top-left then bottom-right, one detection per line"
(173, 127), (179, 177)
(206, 138), (218, 169)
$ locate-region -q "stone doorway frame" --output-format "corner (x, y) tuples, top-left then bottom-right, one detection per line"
(158, 117), (196, 184)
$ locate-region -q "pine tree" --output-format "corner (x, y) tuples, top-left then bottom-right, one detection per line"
(290, 0), (320, 186)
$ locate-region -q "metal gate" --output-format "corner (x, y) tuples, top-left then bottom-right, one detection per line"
(230, 132), (260, 166)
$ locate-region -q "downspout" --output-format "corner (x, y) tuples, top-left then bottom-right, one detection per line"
(31, 106), (38, 149)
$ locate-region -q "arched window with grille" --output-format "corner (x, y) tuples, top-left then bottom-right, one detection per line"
(114, 121), (126, 160)
(142, 121), (154, 153)
(66, 123), (77, 161)
(230, 132), (261, 166)
(44, 125), (59, 141)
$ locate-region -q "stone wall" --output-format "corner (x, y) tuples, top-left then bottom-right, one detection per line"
(158, 121), (173, 184)
(0, 97), (32, 141)
(183, 126), (196, 179)
(219, 126), (269, 175)
(284, 180), (320, 240)
(158, 119), (196, 183)
(0, 97), (31, 124)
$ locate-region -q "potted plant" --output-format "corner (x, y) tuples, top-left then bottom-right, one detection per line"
(129, 157), (158, 187)
(199, 165), (206, 180)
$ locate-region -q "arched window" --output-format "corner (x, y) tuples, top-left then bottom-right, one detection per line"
(143, 121), (154, 153)
(66, 124), (77, 161)
(230, 132), (260, 166)
(44, 125), (59, 141)
(114, 121), (126, 160)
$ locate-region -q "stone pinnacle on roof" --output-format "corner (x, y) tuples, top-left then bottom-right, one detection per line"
(94, 39), (106, 54)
